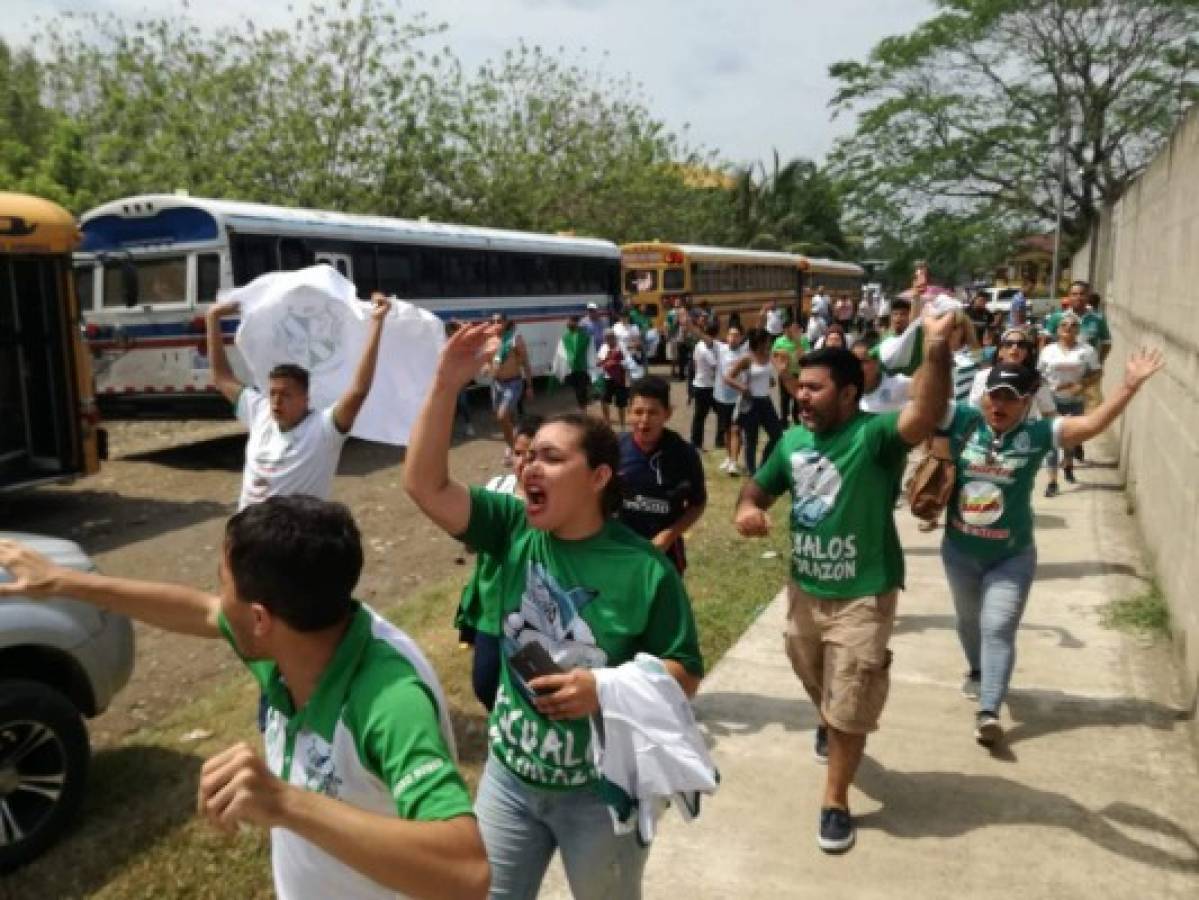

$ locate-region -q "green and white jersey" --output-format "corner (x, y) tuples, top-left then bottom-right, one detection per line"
(461, 487), (704, 791)
(754, 411), (911, 599)
(220, 604), (473, 900)
(944, 403), (1062, 562)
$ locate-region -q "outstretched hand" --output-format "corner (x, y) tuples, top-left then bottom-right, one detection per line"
(1124, 347), (1165, 391)
(0, 541), (60, 599)
(921, 305), (957, 343)
(437, 322), (502, 389)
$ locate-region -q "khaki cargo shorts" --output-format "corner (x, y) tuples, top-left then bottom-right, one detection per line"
(784, 583), (897, 735)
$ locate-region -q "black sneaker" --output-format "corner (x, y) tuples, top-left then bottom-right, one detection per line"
(1064, 467), (1076, 484)
(1074, 444), (1085, 462)
(975, 710), (1003, 747)
(1044, 482), (1059, 498)
(813, 725), (829, 764)
(818, 806), (855, 853)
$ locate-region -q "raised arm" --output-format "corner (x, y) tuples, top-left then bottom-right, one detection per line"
(205, 299), (244, 405)
(403, 323), (500, 536)
(0, 540), (221, 638)
(897, 309), (954, 445)
(1059, 348), (1164, 448)
(333, 294), (390, 434)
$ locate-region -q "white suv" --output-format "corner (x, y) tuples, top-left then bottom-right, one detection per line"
(0, 532), (134, 871)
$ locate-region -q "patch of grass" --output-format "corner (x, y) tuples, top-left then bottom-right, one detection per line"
(1102, 582), (1171, 640)
(13, 463), (781, 897)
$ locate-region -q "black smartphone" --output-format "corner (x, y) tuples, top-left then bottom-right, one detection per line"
(508, 641), (564, 692)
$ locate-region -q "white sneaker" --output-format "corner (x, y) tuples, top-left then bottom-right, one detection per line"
(726, 462), (741, 476)
(718, 458), (733, 473)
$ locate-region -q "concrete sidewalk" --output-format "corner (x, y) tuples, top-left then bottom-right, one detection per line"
(544, 433), (1199, 898)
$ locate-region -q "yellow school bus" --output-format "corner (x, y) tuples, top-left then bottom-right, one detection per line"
(621, 241), (864, 330)
(1, 193), (103, 490)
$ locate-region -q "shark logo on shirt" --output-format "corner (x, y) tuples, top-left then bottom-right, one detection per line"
(503, 562), (607, 678)
(274, 295), (347, 374)
(789, 450), (843, 528)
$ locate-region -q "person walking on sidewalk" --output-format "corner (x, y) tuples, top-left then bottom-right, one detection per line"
(733, 308), (956, 855)
(726, 329), (784, 476)
(941, 351), (1163, 749)
(403, 322), (703, 899)
(1037, 312), (1102, 497)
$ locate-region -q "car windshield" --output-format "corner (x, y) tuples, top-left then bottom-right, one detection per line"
(101, 256), (187, 308)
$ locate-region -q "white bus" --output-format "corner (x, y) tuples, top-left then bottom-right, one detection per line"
(73, 195), (621, 416)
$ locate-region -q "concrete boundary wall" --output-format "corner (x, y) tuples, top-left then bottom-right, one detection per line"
(1074, 104), (1199, 712)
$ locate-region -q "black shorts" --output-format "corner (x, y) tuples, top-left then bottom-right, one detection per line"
(564, 370), (592, 406)
(714, 399), (735, 430)
(602, 380), (629, 408)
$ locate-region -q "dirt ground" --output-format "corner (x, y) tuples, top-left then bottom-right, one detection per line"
(0, 393), (558, 749)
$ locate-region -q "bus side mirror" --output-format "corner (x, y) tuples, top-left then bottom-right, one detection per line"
(121, 260), (139, 308)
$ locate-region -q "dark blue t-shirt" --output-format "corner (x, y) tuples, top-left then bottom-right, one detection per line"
(617, 428), (707, 572)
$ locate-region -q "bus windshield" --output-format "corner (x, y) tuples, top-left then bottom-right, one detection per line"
(101, 255), (188, 307)
(624, 268), (658, 294)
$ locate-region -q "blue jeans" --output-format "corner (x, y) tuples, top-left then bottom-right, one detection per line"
(941, 540), (1037, 714)
(475, 754), (649, 900)
(737, 395), (782, 475)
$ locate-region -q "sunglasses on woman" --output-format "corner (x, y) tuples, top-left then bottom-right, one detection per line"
(999, 340), (1032, 348)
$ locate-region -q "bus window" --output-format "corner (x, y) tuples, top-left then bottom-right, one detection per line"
(353, 246), (378, 293)
(663, 268), (684, 291)
(377, 245), (414, 296)
(280, 238), (309, 271)
(625, 268), (658, 294)
(74, 265), (95, 311)
(103, 256), (187, 307)
(197, 253), (221, 303)
(416, 248), (444, 298)
(231, 234), (276, 285)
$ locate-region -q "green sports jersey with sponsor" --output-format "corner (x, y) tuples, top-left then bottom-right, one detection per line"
(219, 604), (473, 900)
(461, 487), (703, 790)
(944, 403), (1060, 562)
(754, 411), (911, 599)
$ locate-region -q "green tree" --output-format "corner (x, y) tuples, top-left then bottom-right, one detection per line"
(726, 152), (850, 256)
(829, 0), (1198, 253)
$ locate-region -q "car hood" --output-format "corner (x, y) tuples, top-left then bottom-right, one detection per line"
(0, 532), (95, 575)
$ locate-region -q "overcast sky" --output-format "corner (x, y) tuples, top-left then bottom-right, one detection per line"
(2, 0), (934, 166)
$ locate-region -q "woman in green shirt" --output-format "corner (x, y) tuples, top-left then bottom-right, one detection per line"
(942, 350), (1163, 748)
(405, 323), (704, 900)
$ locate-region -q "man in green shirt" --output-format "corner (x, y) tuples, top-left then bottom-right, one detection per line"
(559, 316), (593, 409)
(771, 318), (809, 426)
(1042, 280), (1112, 362)
(734, 309), (955, 854)
(0, 497), (488, 900)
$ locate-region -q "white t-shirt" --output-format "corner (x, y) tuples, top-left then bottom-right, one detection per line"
(712, 342), (749, 405)
(810, 294), (830, 321)
(236, 388), (347, 510)
(805, 316), (828, 346)
(746, 360), (774, 398)
(765, 308), (785, 335)
(1038, 343), (1101, 401)
(968, 370), (1056, 421)
(613, 322), (640, 350)
(860, 374), (911, 413)
(691, 341), (718, 389)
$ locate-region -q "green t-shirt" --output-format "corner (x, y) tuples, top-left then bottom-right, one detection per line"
(629, 308), (652, 331)
(754, 411), (911, 599)
(771, 334), (810, 376)
(1043, 310), (1111, 348)
(944, 404), (1061, 562)
(461, 487), (704, 790)
(561, 328), (591, 373)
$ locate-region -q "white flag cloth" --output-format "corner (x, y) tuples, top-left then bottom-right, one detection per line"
(228, 264), (444, 446)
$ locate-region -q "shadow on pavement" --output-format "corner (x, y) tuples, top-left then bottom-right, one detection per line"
(1, 745), (207, 898)
(1003, 687), (1192, 748)
(893, 613), (1085, 649)
(1035, 560), (1145, 581)
(122, 432), (247, 472)
(854, 754), (1199, 873)
(0, 489), (231, 555)
(692, 691), (817, 741)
